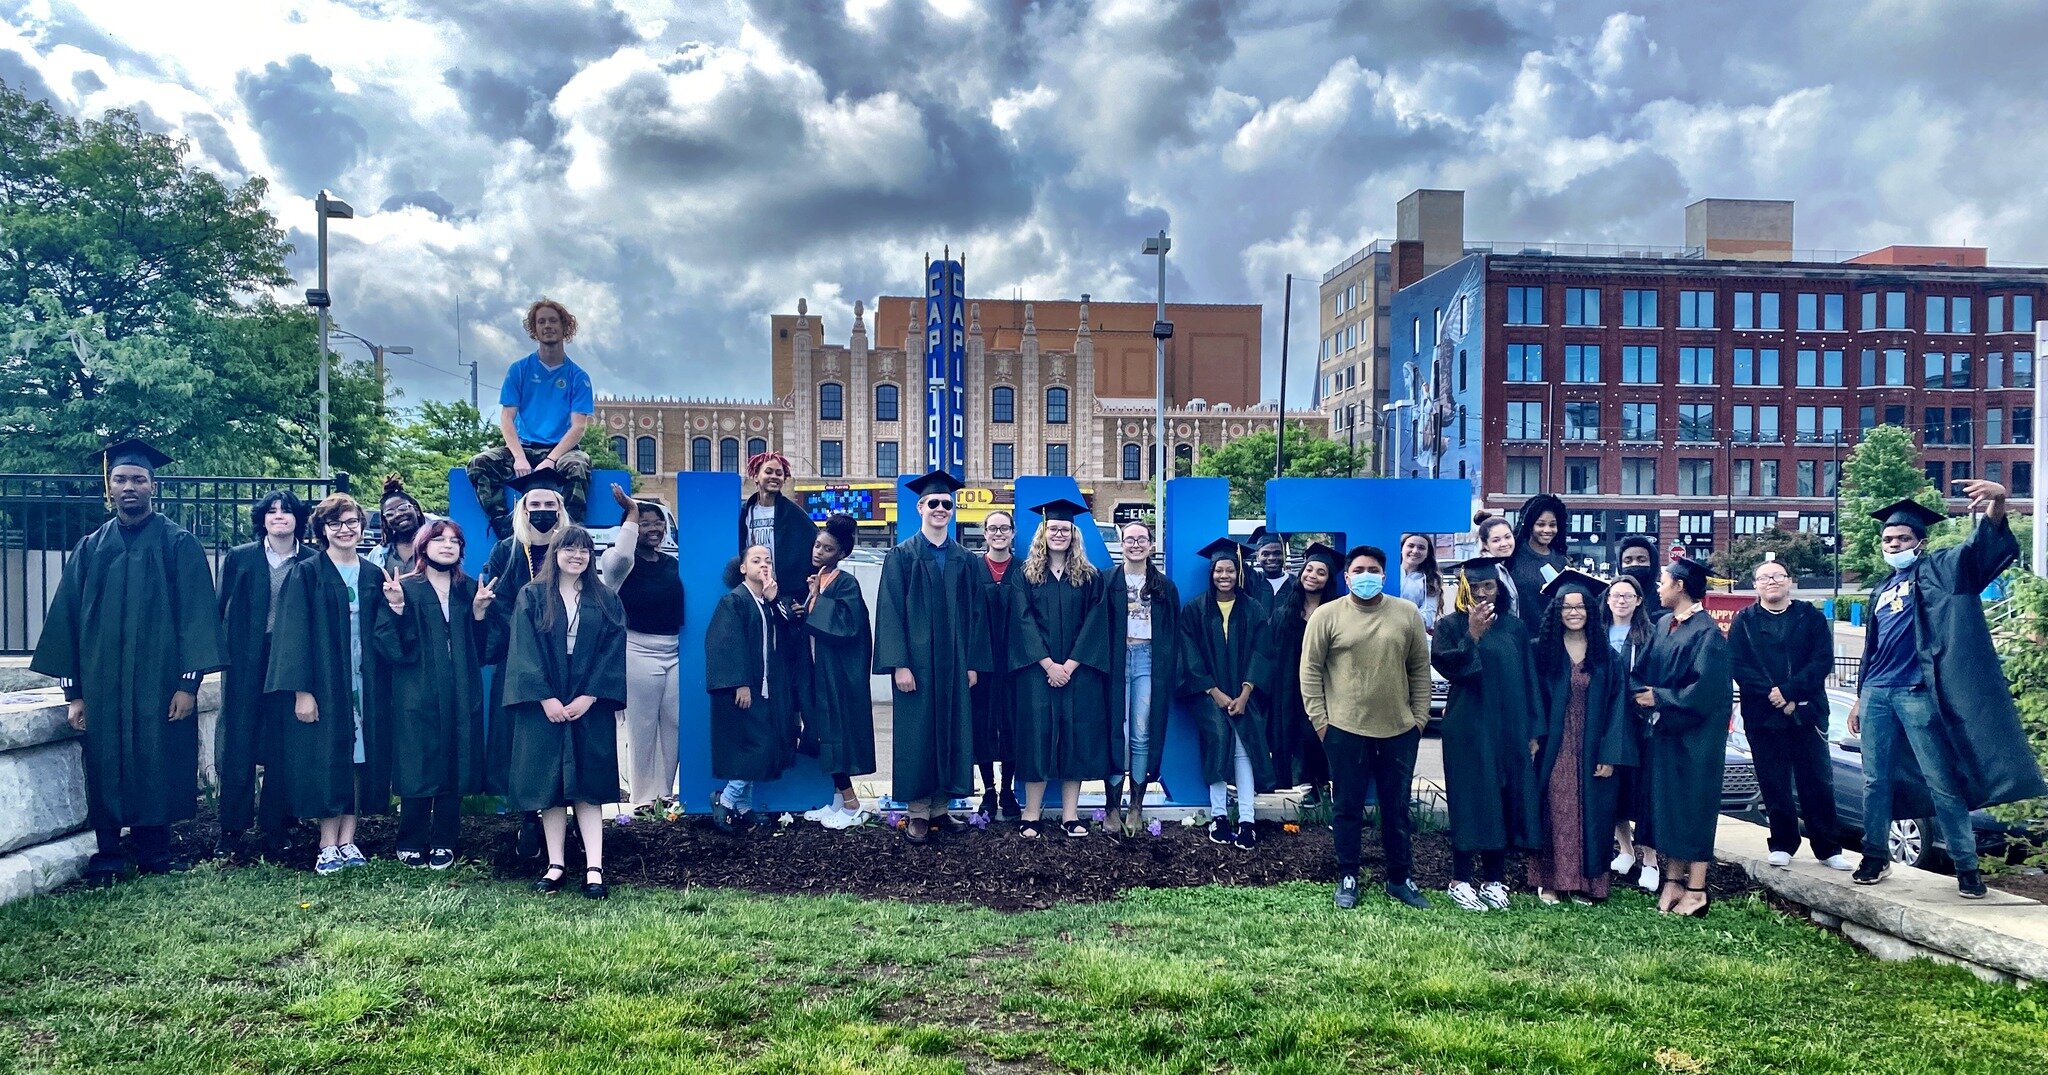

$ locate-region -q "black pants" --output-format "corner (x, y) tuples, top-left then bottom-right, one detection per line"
(218, 692), (293, 840)
(1452, 849), (1506, 884)
(1325, 726), (1420, 882)
(396, 792), (462, 852)
(92, 824), (171, 871)
(1749, 722), (1844, 859)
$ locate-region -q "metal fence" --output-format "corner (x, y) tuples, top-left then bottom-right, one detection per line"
(0, 473), (347, 655)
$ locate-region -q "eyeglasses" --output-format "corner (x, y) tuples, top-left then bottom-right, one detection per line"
(924, 499), (954, 510)
(1120, 536), (1150, 544)
(984, 525), (1013, 533)
(329, 518), (364, 531)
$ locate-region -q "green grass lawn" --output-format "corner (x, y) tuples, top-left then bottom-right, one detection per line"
(2, 863), (2044, 1074)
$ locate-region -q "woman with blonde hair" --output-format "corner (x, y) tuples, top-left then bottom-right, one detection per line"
(1006, 498), (1111, 838)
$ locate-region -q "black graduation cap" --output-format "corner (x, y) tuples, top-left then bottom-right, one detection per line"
(1196, 536), (1244, 564)
(95, 437), (172, 475)
(1541, 567), (1609, 600)
(904, 469), (965, 500)
(504, 468), (568, 495)
(1456, 555), (1509, 584)
(1028, 496), (1090, 522)
(1869, 498), (1945, 536)
(1666, 556), (1712, 586)
(1302, 541), (1342, 569)
(1247, 526), (1284, 549)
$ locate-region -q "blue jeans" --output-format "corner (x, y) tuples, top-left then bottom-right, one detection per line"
(1208, 730), (1257, 823)
(719, 779), (754, 814)
(1123, 641), (1153, 782)
(1859, 686), (1978, 872)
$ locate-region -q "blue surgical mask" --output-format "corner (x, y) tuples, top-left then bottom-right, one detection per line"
(1883, 548), (1920, 570)
(1348, 572), (1385, 600)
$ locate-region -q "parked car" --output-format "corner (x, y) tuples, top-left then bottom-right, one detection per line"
(1817, 688), (2039, 871)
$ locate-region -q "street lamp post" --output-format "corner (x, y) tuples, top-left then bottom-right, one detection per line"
(330, 328), (411, 413)
(1379, 400), (1412, 478)
(1143, 230), (1172, 529)
(309, 190), (354, 478)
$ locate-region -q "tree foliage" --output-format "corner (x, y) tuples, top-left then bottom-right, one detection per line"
(1838, 424), (1947, 582)
(384, 400), (497, 514)
(1193, 421), (1369, 518)
(1709, 526), (1834, 584)
(1991, 571), (2048, 852)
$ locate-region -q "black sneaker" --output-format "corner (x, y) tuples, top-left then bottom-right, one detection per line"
(515, 813), (543, 858)
(998, 790), (1022, 821)
(1334, 874), (1359, 909)
(710, 795), (738, 834)
(1852, 859), (1891, 886)
(1208, 817), (1231, 845)
(395, 849), (428, 869)
(1958, 870), (1988, 900)
(427, 848), (456, 870)
(1234, 822), (1257, 851)
(1385, 879), (1431, 909)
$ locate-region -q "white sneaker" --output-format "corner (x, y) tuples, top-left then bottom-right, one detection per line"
(1610, 851), (1637, 874)
(802, 804), (838, 822)
(1637, 864), (1662, 893)
(1447, 881), (1488, 911)
(338, 843), (368, 868)
(1823, 853), (1855, 871)
(822, 807), (868, 830)
(1479, 882), (1512, 910)
(1767, 851), (1792, 868)
(314, 846), (345, 876)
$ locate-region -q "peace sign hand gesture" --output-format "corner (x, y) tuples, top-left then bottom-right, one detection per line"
(472, 577), (497, 620)
(381, 562), (406, 614)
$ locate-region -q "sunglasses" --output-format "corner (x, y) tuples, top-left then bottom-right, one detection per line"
(924, 499), (954, 510)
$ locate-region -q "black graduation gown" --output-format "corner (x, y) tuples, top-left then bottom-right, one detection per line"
(1009, 565), (1113, 783)
(1431, 612), (1544, 853)
(970, 555), (1021, 767)
(216, 540), (315, 773)
(706, 586), (797, 783)
(1636, 611), (1734, 862)
(1507, 547), (1567, 631)
(371, 575), (486, 798)
(873, 536), (992, 804)
(1608, 618), (1657, 825)
(1175, 593), (1277, 791)
(265, 554), (394, 818)
(480, 536), (548, 795)
(1259, 599), (1334, 789)
(1104, 567), (1183, 785)
(1859, 516), (2046, 814)
(798, 569), (876, 778)
(738, 494), (819, 606)
(30, 514), (224, 830)
(502, 584), (628, 809)
(1533, 646), (1638, 874)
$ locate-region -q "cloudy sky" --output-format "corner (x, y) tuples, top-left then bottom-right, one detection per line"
(5, 0), (2046, 412)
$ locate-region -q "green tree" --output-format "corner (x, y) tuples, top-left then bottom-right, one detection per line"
(1710, 526), (1834, 584)
(579, 422), (627, 475)
(1193, 421), (1369, 518)
(1838, 425), (1946, 582)
(1992, 571), (2048, 856)
(384, 400), (497, 513)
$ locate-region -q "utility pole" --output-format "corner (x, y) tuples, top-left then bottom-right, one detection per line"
(1143, 231), (1172, 528)
(1276, 273), (1292, 479)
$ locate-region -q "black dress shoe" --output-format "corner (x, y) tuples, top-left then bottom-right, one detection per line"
(978, 789), (1000, 819)
(583, 867), (608, 900)
(515, 813), (544, 858)
(931, 813), (969, 835)
(998, 790), (1022, 821)
(710, 796), (738, 834)
(532, 864), (567, 894)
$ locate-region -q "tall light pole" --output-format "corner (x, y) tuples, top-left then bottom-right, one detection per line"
(2034, 319), (2046, 577)
(1143, 230), (1172, 529)
(1379, 400), (1412, 477)
(309, 190), (354, 478)
(329, 328), (411, 412)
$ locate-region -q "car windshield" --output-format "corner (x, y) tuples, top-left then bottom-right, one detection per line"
(1826, 691), (1855, 741)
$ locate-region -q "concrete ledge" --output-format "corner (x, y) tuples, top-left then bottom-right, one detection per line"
(0, 688), (75, 752)
(0, 739), (88, 855)
(0, 831), (95, 905)
(1716, 816), (2048, 986)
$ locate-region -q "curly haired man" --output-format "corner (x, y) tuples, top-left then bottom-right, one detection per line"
(467, 298), (595, 538)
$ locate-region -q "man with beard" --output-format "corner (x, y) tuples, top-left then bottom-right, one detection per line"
(213, 490), (317, 860)
(33, 440), (225, 886)
(467, 298), (595, 539)
(368, 476), (427, 575)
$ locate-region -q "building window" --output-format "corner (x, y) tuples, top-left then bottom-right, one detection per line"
(1926, 296), (1947, 333)
(747, 437), (767, 459)
(1733, 404), (1779, 443)
(1174, 443), (1194, 477)
(1823, 293), (1845, 331)
(1122, 443), (1142, 480)
(1989, 352), (2005, 388)
(2016, 350), (2035, 389)
(1735, 512), (1776, 537)
(1953, 462), (1972, 486)
(1734, 348), (1781, 387)
(992, 442), (1015, 479)
(1925, 461), (1945, 490)
(2016, 462), (2035, 497)
(1860, 405), (1877, 433)
(992, 386), (1015, 423)
(636, 436), (658, 475)
(2017, 295), (2037, 330)
(1861, 291), (1878, 330)
(1734, 459), (1753, 498)
(1678, 460), (1714, 497)
(1734, 292), (1756, 330)
(1951, 297), (1972, 333)
(1884, 291), (1906, 329)
(1506, 286), (1543, 325)
(1922, 352), (1946, 390)
(1797, 460), (1817, 497)
(1883, 348), (1907, 386)
(1797, 293), (1819, 331)
(1505, 456), (1541, 495)
(874, 383), (899, 422)
(1678, 346), (1714, 385)
(1564, 344), (1600, 383)
(1565, 457), (1599, 495)
(1622, 289), (1658, 327)
(1506, 401), (1544, 440)
(1506, 343), (1543, 382)
(1923, 407), (1946, 446)
(1988, 408), (2005, 446)
(1796, 407), (1818, 443)
(1797, 349), (1820, 387)
(1044, 443), (1068, 476)
(1678, 403), (1714, 442)
(691, 437), (712, 472)
(820, 440), (844, 477)
(1622, 345), (1658, 384)
(609, 436), (628, 462)
(1758, 459), (1779, 496)
(1564, 287), (1600, 326)
(875, 441), (898, 478)
(1948, 352), (1973, 389)
(1621, 402), (1658, 441)
(1564, 401), (1600, 441)
(719, 437), (739, 473)
(1679, 290), (1715, 328)
(1884, 404), (1907, 427)
(1987, 461), (2005, 487)
(1621, 457), (1657, 495)
(1951, 407), (1972, 446)
(1045, 387), (1069, 424)
(1823, 349), (1844, 387)
(1823, 407), (1843, 444)
(819, 382), (844, 421)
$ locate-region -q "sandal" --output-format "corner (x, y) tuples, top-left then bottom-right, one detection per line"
(1680, 883), (1711, 918)
(583, 866), (608, 900)
(532, 863), (567, 894)
(1063, 820), (1089, 839)
(1018, 820), (1043, 839)
(904, 817), (930, 844)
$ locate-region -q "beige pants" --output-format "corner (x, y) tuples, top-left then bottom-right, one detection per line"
(618, 630), (680, 805)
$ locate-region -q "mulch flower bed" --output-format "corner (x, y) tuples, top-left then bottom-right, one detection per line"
(170, 807), (1759, 912)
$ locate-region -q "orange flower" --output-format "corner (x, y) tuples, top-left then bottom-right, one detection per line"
(1282, 822), (1301, 834)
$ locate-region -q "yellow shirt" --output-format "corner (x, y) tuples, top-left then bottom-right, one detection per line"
(1217, 597), (1235, 639)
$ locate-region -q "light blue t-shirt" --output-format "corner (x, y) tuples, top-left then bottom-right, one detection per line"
(500, 352), (595, 446)
(332, 559), (367, 765)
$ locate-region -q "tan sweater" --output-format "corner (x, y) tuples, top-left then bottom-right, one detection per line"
(1299, 594), (1432, 738)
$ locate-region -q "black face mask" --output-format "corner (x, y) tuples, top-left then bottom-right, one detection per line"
(528, 510), (560, 533)
(1622, 565), (1658, 603)
(423, 556), (455, 573)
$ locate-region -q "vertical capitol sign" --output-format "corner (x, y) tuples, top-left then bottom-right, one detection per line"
(925, 256), (967, 480)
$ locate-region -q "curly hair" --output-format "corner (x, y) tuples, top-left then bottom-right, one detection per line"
(1534, 583), (1610, 677)
(1021, 521), (1098, 587)
(745, 451), (793, 480)
(523, 298), (578, 342)
(308, 493), (363, 550)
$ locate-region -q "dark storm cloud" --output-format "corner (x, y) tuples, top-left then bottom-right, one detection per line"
(739, 0), (1045, 101)
(1328, 0), (1526, 60)
(181, 112), (248, 176)
(0, 50), (56, 106)
(381, 189), (456, 218)
(442, 65), (563, 147)
(412, 0), (637, 61)
(235, 55), (369, 191)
